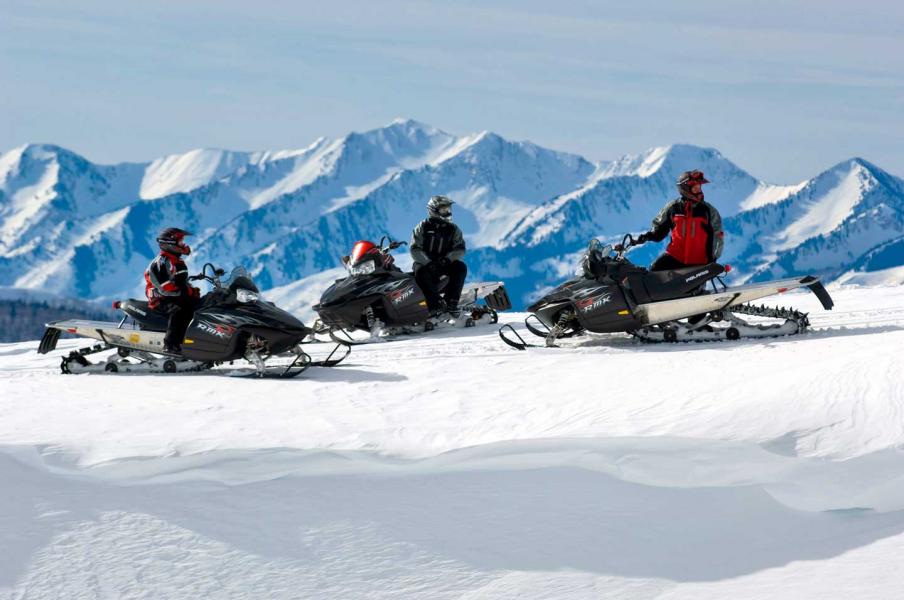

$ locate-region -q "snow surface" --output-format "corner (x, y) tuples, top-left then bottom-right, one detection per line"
(2, 285), (904, 598)
(836, 266), (904, 286)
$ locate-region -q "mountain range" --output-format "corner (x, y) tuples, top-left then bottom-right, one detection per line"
(1, 119), (902, 311)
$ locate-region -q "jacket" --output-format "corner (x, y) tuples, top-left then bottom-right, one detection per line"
(145, 252), (190, 308)
(646, 198), (723, 265)
(410, 218), (466, 267)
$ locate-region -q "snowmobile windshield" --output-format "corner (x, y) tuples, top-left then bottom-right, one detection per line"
(580, 240), (614, 278)
(223, 266), (260, 294)
(350, 241), (378, 266)
(586, 238), (612, 257)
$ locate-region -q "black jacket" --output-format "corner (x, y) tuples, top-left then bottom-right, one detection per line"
(410, 218), (466, 267)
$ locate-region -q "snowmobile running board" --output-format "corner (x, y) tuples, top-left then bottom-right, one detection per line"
(323, 305), (500, 345)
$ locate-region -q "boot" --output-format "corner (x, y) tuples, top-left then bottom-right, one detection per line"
(428, 299), (448, 319)
(446, 300), (461, 319)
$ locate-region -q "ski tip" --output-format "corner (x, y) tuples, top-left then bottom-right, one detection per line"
(498, 324), (529, 350)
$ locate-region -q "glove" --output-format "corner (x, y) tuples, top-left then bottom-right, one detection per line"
(635, 233), (649, 244)
(189, 286), (201, 298)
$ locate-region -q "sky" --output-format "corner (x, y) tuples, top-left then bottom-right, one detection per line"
(1, 0), (902, 183)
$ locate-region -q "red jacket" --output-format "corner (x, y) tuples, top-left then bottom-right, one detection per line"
(145, 252), (190, 308)
(645, 198), (724, 265)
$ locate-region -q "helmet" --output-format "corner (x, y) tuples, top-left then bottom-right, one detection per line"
(677, 170), (709, 202)
(427, 195), (454, 222)
(157, 227), (193, 256)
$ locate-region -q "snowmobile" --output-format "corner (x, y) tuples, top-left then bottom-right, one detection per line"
(313, 237), (511, 344)
(499, 234), (835, 350)
(37, 264), (350, 377)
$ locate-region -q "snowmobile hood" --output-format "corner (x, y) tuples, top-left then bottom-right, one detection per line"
(527, 278), (586, 312)
(316, 273), (397, 308)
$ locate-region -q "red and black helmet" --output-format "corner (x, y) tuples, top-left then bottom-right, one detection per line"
(677, 170), (709, 202)
(157, 227), (193, 256)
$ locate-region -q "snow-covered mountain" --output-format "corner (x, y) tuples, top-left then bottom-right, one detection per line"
(723, 158), (904, 283)
(1, 121), (902, 307)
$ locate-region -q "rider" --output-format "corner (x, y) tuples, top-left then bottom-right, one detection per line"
(632, 170), (724, 270)
(145, 227), (201, 353)
(410, 195), (467, 318)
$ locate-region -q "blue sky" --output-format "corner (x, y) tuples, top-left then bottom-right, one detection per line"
(1, 0), (901, 182)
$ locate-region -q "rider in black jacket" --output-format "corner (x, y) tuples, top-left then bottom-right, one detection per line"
(410, 195), (467, 318)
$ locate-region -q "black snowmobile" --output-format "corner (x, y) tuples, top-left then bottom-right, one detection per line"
(499, 234), (835, 350)
(38, 264), (349, 377)
(313, 237), (511, 344)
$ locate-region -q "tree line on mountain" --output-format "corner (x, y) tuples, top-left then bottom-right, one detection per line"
(0, 299), (111, 343)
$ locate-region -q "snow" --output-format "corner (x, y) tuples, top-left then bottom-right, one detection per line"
(264, 266), (349, 318)
(739, 181), (807, 211)
(1, 285), (904, 597)
(2, 127), (902, 304)
(140, 149), (255, 199)
(836, 265), (904, 286)
(776, 163), (871, 250)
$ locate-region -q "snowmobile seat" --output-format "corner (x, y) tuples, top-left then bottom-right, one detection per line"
(408, 272), (448, 292)
(627, 263), (725, 304)
(119, 299), (170, 331)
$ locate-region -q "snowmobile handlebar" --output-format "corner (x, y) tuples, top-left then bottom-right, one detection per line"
(612, 233), (637, 257)
(190, 263), (227, 285)
(378, 235), (408, 252)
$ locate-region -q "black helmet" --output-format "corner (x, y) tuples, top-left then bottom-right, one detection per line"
(427, 195), (454, 222)
(677, 170), (709, 202)
(157, 227), (193, 256)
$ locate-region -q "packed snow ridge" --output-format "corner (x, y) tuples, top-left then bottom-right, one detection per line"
(2, 286), (904, 598)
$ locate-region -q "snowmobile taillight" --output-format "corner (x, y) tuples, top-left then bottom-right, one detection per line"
(350, 240), (378, 265)
(724, 264), (732, 273)
(67, 328), (77, 334)
(111, 301), (121, 309)
(778, 287), (788, 293)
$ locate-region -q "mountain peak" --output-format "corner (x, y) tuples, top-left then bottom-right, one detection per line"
(9, 143), (84, 163)
(1, 143), (95, 189)
(601, 143), (729, 180)
(386, 117), (436, 131)
(368, 118), (450, 141)
(814, 157), (900, 192)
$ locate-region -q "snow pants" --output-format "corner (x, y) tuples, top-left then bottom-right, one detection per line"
(651, 253), (689, 271)
(415, 260), (468, 311)
(159, 295), (200, 349)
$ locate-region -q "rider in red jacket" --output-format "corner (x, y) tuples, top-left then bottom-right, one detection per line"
(145, 227), (200, 353)
(633, 170), (724, 270)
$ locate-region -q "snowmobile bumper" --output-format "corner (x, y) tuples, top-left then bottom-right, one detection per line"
(38, 325), (62, 354)
(801, 276), (834, 310)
